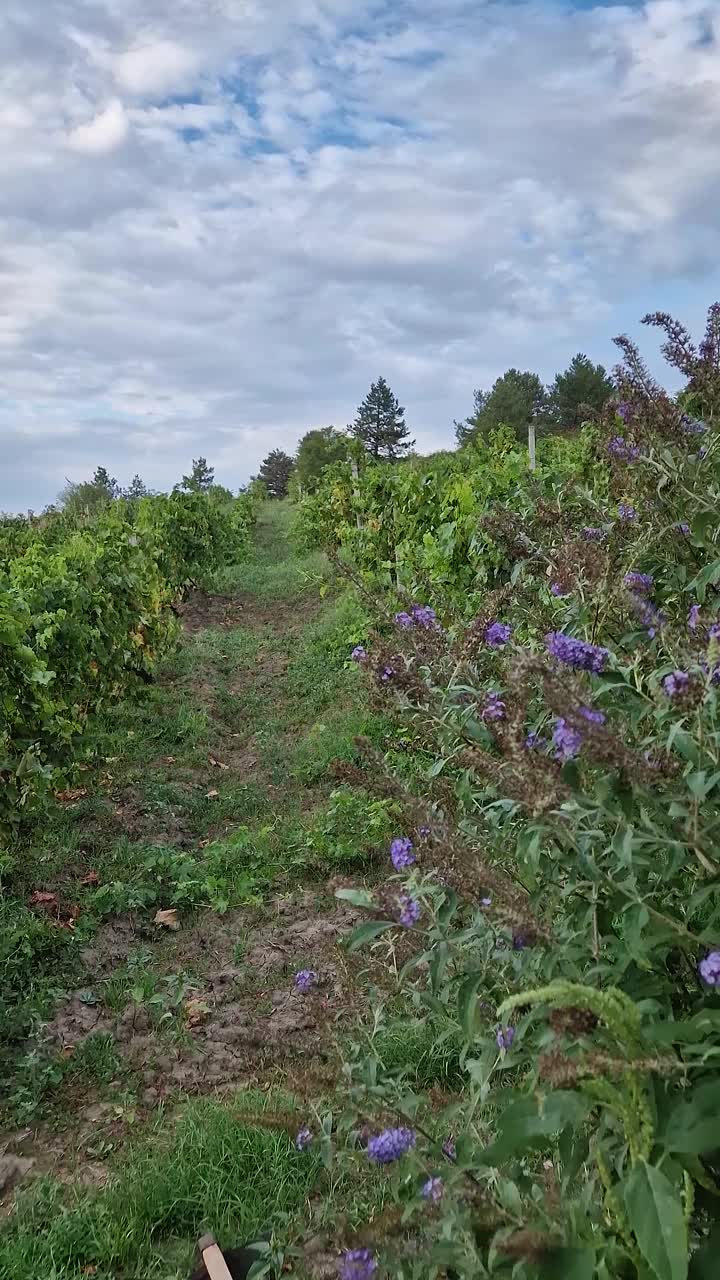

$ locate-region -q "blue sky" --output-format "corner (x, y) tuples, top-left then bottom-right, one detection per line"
(1, 0), (719, 510)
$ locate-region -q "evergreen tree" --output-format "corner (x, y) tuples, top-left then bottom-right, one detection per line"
(178, 457), (215, 492)
(549, 353), (614, 430)
(351, 377), (414, 460)
(124, 474), (149, 499)
(295, 427), (348, 492)
(456, 370), (547, 444)
(92, 466), (120, 499)
(258, 449), (294, 498)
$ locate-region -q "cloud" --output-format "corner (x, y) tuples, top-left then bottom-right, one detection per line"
(0, 0), (719, 511)
(65, 98), (128, 152)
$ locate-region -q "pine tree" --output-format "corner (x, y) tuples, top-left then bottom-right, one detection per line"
(92, 466), (120, 499)
(258, 449), (294, 498)
(178, 457), (215, 492)
(549, 353), (614, 430)
(124, 474), (149, 499)
(351, 377), (414, 460)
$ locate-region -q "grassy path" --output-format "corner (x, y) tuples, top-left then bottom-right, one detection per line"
(0, 503), (393, 1278)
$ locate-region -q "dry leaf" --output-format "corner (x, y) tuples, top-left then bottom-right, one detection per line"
(185, 998), (210, 1027)
(55, 787), (88, 804)
(162, 755), (177, 764)
(205, 789), (219, 799)
(80, 870), (100, 887)
(154, 908), (180, 931)
(30, 890), (59, 907)
(209, 755), (229, 770)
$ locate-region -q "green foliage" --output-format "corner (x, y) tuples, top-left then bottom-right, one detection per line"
(456, 367), (547, 443)
(295, 426), (350, 493)
(549, 352), (615, 430)
(258, 448), (295, 498)
(301, 305), (720, 1277)
(177, 456), (215, 492)
(0, 491), (257, 827)
(351, 376), (415, 460)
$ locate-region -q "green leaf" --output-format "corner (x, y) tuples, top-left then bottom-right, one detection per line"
(334, 888), (374, 907)
(622, 1161), (687, 1280)
(343, 920), (395, 952)
(477, 1092), (593, 1164)
(457, 972), (485, 1041)
(664, 1081), (720, 1154)
(538, 1247), (596, 1280)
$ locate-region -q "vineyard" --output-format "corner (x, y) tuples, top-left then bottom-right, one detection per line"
(2, 308), (720, 1279)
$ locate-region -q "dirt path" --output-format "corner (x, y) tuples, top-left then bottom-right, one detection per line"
(1, 504), (392, 1273)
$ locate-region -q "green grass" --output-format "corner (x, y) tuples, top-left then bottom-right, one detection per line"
(0, 1096), (320, 1280)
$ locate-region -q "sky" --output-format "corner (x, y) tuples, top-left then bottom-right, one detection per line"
(2, 0), (719, 511)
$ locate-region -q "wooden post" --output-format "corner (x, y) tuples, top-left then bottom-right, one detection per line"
(350, 457), (363, 530)
(528, 419), (536, 472)
(197, 1234), (234, 1280)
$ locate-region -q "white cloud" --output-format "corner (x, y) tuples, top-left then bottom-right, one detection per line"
(0, 0), (719, 510)
(65, 98), (128, 153)
(113, 38), (199, 95)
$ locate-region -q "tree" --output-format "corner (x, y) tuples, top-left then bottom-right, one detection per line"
(351, 377), (414, 460)
(548, 353), (614, 430)
(124, 474), (149, 499)
(258, 449), (294, 498)
(92, 466), (120, 499)
(295, 427), (349, 492)
(456, 370), (547, 444)
(58, 479), (113, 515)
(177, 457), (215, 492)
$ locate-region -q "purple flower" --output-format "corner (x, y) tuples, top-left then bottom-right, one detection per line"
(525, 731), (548, 751)
(496, 1026), (515, 1050)
(676, 522), (690, 536)
(552, 718), (583, 761)
(395, 611), (414, 628)
(485, 620), (512, 648)
(441, 1137), (456, 1161)
(367, 1127), (416, 1164)
(418, 825), (431, 838)
(623, 572), (654, 594)
(618, 503), (637, 522)
(709, 623), (720, 642)
(630, 595), (666, 639)
(580, 705), (606, 725)
(351, 646), (367, 663)
(482, 690), (506, 721)
(617, 401), (633, 424)
(295, 1126), (313, 1151)
(546, 631), (609, 673)
(512, 933), (527, 951)
(411, 603), (437, 628)
(550, 582), (568, 597)
(390, 836), (415, 870)
(581, 527), (606, 542)
(380, 665), (395, 683)
(397, 894), (421, 928)
(339, 1249), (377, 1280)
(608, 436), (641, 461)
(481, 896), (492, 907)
(699, 951), (720, 986)
(294, 969), (318, 993)
(688, 605), (701, 631)
(663, 670), (690, 699)
(422, 1177), (444, 1203)
(682, 414), (707, 436)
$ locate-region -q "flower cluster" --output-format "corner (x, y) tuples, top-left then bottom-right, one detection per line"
(422, 1177), (444, 1203)
(395, 603), (437, 630)
(608, 436), (641, 461)
(630, 594), (666, 639)
(681, 414), (708, 436)
(550, 581), (568, 597)
(688, 605), (701, 630)
(380, 664), (395, 683)
(617, 503), (637, 521)
(390, 836), (415, 870)
(663, 670), (690, 699)
(397, 894), (421, 927)
(496, 1026), (515, 1050)
(339, 1249), (377, 1280)
(623, 572), (653, 594)
(617, 401), (633, 423)
(546, 631), (610, 673)
(581, 527), (606, 541)
(294, 969), (318, 993)
(699, 951), (720, 986)
(485, 620), (512, 648)
(482, 690), (506, 721)
(351, 646), (367, 663)
(295, 1126), (313, 1151)
(552, 719), (582, 760)
(367, 1127), (417, 1163)
(395, 611), (414, 628)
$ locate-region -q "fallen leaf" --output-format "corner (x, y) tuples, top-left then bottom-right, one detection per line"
(30, 890), (59, 907)
(80, 870), (100, 886)
(198, 838), (211, 849)
(185, 998), (210, 1027)
(154, 908), (180, 931)
(55, 787), (88, 804)
(209, 755), (229, 770)
(162, 755), (177, 765)
(205, 789), (219, 799)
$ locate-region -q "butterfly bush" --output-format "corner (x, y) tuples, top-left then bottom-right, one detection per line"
(293, 305), (720, 1279)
